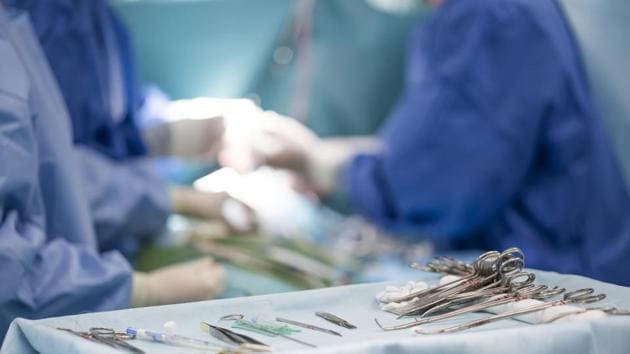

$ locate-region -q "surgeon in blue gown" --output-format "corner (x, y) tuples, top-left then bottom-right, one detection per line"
(0, 4), (225, 338)
(233, 0), (630, 285)
(3, 0), (254, 257)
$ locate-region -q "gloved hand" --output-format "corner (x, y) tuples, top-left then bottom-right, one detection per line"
(249, 112), (320, 174)
(222, 112), (380, 194)
(168, 116), (225, 158)
(142, 116), (225, 159)
(131, 257), (225, 307)
(143, 97), (263, 160)
(170, 186), (256, 233)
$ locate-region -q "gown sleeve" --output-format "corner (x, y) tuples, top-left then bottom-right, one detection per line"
(0, 37), (132, 336)
(345, 0), (562, 239)
(74, 146), (171, 256)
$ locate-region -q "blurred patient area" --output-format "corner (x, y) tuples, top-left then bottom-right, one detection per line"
(1, 0), (629, 338)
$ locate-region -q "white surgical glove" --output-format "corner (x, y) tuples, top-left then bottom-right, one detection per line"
(170, 186), (256, 232)
(163, 98), (261, 160)
(168, 117), (225, 158)
(306, 136), (381, 193)
(143, 97), (263, 159)
(143, 116), (225, 159)
(225, 112), (380, 194)
(131, 257), (225, 307)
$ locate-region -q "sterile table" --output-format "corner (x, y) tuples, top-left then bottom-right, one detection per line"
(3, 270), (629, 354)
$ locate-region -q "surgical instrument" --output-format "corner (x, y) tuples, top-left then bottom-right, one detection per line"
(375, 283), (564, 331)
(251, 325), (316, 348)
(220, 314), (245, 321)
(316, 312), (357, 329)
(221, 319), (316, 348)
(418, 256), (474, 276)
(58, 327), (144, 354)
(200, 322), (271, 352)
(386, 249), (519, 305)
(391, 250), (527, 318)
(231, 319), (300, 336)
(424, 283), (564, 319)
(415, 288), (606, 334)
(276, 317), (342, 337)
(127, 326), (235, 352)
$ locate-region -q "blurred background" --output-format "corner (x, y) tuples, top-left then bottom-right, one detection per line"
(113, 0), (630, 296)
(3, 0), (630, 341)
(43, 0), (630, 296)
(112, 0), (438, 297)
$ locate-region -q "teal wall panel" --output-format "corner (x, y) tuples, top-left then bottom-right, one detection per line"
(114, 0), (292, 99)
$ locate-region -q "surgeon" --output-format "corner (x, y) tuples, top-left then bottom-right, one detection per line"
(229, 0), (630, 285)
(0, 4), (226, 339)
(3, 0), (256, 256)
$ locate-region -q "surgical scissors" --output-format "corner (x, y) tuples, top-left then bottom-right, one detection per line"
(415, 288), (606, 334)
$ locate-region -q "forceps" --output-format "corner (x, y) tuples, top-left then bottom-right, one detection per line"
(200, 322), (271, 351)
(387, 252), (502, 318)
(422, 282), (564, 318)
(393, 251), (526, 318)
(420, 247), (523, 276)
(412, 267), (532, 317)
(421, 267), (560, 318)
(415, 288), (606, 334)
(402, 248), (524, 306)
(376, 272), (549, 331)
(58, 327), (144, 353)
(376, 282), (564, 331)
(276, 317), (342, 337)
(387, 250), (503, 305)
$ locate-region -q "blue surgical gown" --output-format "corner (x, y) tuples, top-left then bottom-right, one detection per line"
(5, 0), (146, 159)
(346, 0), (630, 285)
(6, 0), (171, 255)
(0, 7), (131, 338)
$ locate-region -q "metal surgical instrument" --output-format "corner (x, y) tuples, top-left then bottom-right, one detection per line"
(399, 248), (523, 305)
(213, 314), (317, 349)
(128, 326), (241, 352)
(58, 327), (145, 354)
(375, 282), (564, 331)
(387, 250), (504, 305)
(200, 322), (271, 352)
(418, 256), (474, 276)
(415, 288), (606, 334)
(391, 249), (527, 318)
(276, 317), (342, 337)
(252, 326), (317, 348)
(316, 312), (357, 329)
